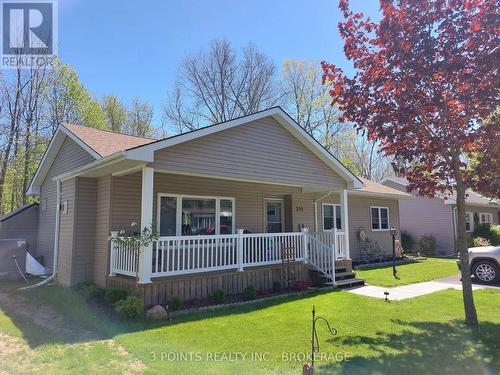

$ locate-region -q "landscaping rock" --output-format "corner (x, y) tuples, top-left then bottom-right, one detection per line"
(146, 305), (168, 320)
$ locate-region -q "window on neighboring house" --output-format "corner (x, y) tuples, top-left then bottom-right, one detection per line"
(480, 213), (493, 225)
(465, 212), (473, 232)
(158, 194), (235, 236)
(322, 204), (342, 231)
(371, 207), (389, 231)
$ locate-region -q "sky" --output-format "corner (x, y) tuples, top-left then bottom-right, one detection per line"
(58, 0), (381, 126)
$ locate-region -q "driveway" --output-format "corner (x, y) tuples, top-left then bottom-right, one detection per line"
(436, 275), (500, 289)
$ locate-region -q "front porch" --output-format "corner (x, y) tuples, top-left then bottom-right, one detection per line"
(107, 166), (355, 288)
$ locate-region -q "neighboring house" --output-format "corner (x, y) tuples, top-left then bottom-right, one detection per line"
(381, 176), (500, 253)
(20, 107), (410, 304)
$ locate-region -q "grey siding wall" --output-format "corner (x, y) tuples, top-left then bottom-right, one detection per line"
(152, 118), (347, 190)
(399, 196), (455, 252)
(37, 137), (95, 268)
(72, 178), (97, 284)
(347, 195), (400, 260)
(110, 172), (304, 234)
(57, 179), (76, 286)
(0, 205), (38, 250)
(93, 176), (112, 286)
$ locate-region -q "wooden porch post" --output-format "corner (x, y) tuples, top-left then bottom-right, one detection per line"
(138, 166), (154, 284)
(340, 189), (351, 259)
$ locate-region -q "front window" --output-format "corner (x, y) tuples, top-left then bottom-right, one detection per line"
(323, 204), (342, 231)
(480, 213), (493, 225)
(181, 198), (216, 235)
(371, 207), (389, 231)
(158, 195), (235, 236)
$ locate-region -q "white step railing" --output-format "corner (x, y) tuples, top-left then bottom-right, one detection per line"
(309, 230), (347, 259)
(110, 231), (307, 278)
(306, 232), (336, 283)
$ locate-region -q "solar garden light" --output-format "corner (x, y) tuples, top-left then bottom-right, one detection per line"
(384, 291), (390, 302)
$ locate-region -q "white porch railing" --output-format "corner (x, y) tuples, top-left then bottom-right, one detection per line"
(110, 229), (345, 279)
(109, 241), (139, 277)
(309, 230), (347, 259)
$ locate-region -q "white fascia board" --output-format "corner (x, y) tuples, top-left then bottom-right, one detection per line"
(124, 107), (363, 189)
(444, 200), (499, 208)
(60, 125), (102, 159)
(380, 176), (409, 187)
(27, 131), (65, 195)
(27, 125), (101, 196)
(347, 190), (413, 200)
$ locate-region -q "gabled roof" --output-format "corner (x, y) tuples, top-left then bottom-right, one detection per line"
(353, 178), (411, 198)
(63, 124), (155, 157)
(30, 107), (369, 195)
(380, 176), (499, 207)
(123, 107), (364, 189)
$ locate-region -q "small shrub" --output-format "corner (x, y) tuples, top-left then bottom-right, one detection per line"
(114, 296), (144, 320)
(418, 234), (436, 255)
(212, 288), (225, 303)
(104, 288), (128, 304)
(272, 281), (282, 292)
(294, 280), (309, 291)
(470, 236), (491, 247)
(243, 285), (256, 300)
(401, 231), (414, 252)
(168, 296), (183, 311)
(74, 282), (104, 301)
(473, 224), (500, 246)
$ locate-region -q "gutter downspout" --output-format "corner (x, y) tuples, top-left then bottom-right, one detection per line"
(314, 191), (333, 232)
(21, 179), (61, 290)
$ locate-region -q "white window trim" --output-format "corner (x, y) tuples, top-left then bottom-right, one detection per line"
(465, 211), (474, 232)
(370, 206), (390, 231)
(264, 198), (285, 233)
(157, 193), (235, 237)
(322, 203), (342, 231)
(479, 212), (493, 225)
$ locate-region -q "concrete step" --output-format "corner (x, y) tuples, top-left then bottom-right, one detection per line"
(326, 277), (365, 288)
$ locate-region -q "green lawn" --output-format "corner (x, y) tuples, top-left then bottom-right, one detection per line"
(0, 281), (499, 375)
(355, 258), (460, 287)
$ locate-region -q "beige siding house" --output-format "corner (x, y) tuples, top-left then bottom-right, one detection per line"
(381, 176), (499, 253)
(26, 108), (410, 303)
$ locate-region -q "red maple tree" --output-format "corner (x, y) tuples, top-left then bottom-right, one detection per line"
(322, 0), (499, 325)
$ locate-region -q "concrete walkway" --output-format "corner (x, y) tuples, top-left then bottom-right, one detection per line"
(346, 277), (487, 301)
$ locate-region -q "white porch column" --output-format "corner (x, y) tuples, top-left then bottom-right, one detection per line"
(340, 189), (351, 259)
(138, 166), (154, 284)
(301, 227), (309, 261)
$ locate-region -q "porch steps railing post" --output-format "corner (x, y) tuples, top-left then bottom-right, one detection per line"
(301, 227), (309, 262)
(332, 228), (338, 286)
(237, 229), (244, 272)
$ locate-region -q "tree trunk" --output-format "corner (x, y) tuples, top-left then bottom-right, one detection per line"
(22, 120), (32, 205)
(455, 168), (479, 326)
